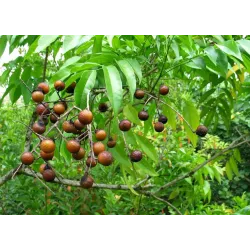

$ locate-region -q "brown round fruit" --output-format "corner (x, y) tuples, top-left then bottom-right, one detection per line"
(80, 175), (94, 189)
(98, 103), (108, 112)
(196, 125), (208, 137)
(78, 109), (93, 125)
(37, 82), (50, 94)
(107, 138), (116, 148)
(32, 90), (44, 103)
(138, 110), (149, 121)
(154, 122), (164, 132)
(158, 115), (168, 124)
(50, 114), (59, 123)
(98, 151), (113, 166)
(93, 142), (105, 156)
(53, 103), (66, 115)
(40, 139), (56, 153)
(72, 147), (85, 160)
(54, 80), (65, 91)
(74, 119), (85, 130)
(86, 157), (97, 168)
(40, 150), (54, 161)
(159, 85), (169, 95)
(32, 121), (46, 134)
(95, 129), (107, 141)
(36, 102), (50, 115)
(130, 150), (142, 162)
(39, 163), (47, 174)
(62, 121), (76, 133)
(21, 152), (34, 165)
(42, 169), (56, 182)
(66, 82), (76, 93)
(119, 120), (131, 132)
(66, 140), (80, 153)
(134, 89), (145, 99)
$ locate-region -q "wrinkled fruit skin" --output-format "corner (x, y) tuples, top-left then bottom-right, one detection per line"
(154, 122), (164, 132)
(74, 119), (85, 130)
(158, 115), (168, 124)
(53, 103), (66, 115)
(78, 110), (93, 125)
(93, 142), (105, 156)
(98, 151), (113, 166)
(107, 139), (116, 148)
(37, 82), (50, 94)
(42, 169), (56, 182)
(134, 89), (145, 99)
(98, 103), (108, 112)
(40, 139), (56, 153)
(80, 175), (94, 189)
(86, 157), (97, 168)
(32, 90), (44, 103)
(66, 140), (80, 153)
(32, 121), (46, 134)
(36, 103), (50, 115)
(72, 148), (85, 160)
(119, 120), (131, 131)
(40, 151), (54, 160)
(54, 80), (65, 91)
(196, 125), (208, 137)
(50, 114), (58, 123)
(138, 111), (149, 121)
(95, 130), (107, 141)
(159, 85), (169, 95)
(21, 152), (34, 165)
(130, 150), (142, 162)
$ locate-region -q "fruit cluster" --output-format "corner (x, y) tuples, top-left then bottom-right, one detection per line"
(21, 81), (208, 189)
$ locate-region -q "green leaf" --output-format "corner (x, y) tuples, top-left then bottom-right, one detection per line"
(51, 67), (71, 82)
(162, 101), (176, 130)
(203, 181), (210, 195)
(116, 59), (136, 102)
(24, 37), (39, 60)
(169, 189), (179, 200)
(204, 108), (215, 127)
(182, 99), (199, 147)
(9, 85), (22, 104)
(60, 56), (81, 69)
(199, 89), (216, 104)
(186, 57), (206, 70)
(134, 35), (144, 44)
(0, 84), (15, 106)
(120, 165), (139, 195)
(134, 158), (158, 177)
(205, 47), (228, 77)
(233, 149), (241, 163)
(92, 35), (104, 54)
(127, 58), (142, 83)
(36, 35), (59, 53)
(213, 166), (222, 184)
(74, 70), (97, 109)
(229, 156), (239, 176)
(237, 39), (250, 55)
(217, 40), (242, 61)
(0, 35), (7, 57)
(123, 104), (142, 126)
(63, 35), (84, 54)
(135, 134), (158, 162)
(103, 65), (123, 115)
(225, 161), (233, 180)
(21, 80), (31, 105)
(71, 62), (100, 73)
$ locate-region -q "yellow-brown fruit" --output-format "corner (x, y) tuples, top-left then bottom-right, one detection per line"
(39, 163), (47, 174)
(154, 122), (164, 132)
(98, 151), (113, 166)
(74, 119), (85, 130)
(42, 169), (56, 182)
(86, 157), (97, 168)
(93, 142), (105, 156)
(107, 138), (116, 148)
(62, 121), (76, 133)
(196, 125), (208, 137)
(72, 147), (85, 160)
(53, 103), (66, 115)
(119, 120), (131, 131)
(66, 140), (80, 153)
(159, 85), (169, 95)
(37, 82), (50, 94)
(95, 129), (107, 141)
(32, 90), (44, 103)
(50, 114), (59, 123)
(40, 139), (56, 153)
(134, 89), (145, 99)
(36, 102), (50, 115)
(32, 121), (46, 134)
(21, 152), (34, 165)
(40, 150), (54, 161)
(54, 80), (65, 91)
(78, 109), (93, 125)
(130, 150), (142, 162)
